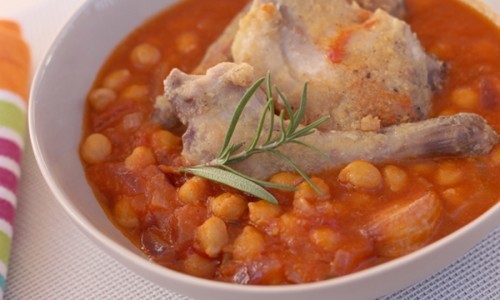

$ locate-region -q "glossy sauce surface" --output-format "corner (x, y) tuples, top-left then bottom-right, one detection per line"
(81, 0), (500, 284)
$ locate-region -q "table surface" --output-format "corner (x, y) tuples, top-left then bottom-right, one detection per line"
(1, 0), (499, 299)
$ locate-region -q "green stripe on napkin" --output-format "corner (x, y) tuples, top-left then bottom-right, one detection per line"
(0, 100), (26, 137)
(0, 231), (11, 265)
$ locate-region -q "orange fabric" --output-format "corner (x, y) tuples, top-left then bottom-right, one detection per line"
(0, 20), (30, 100)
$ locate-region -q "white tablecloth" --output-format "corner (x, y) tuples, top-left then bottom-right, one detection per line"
(1, 0), (499, 299)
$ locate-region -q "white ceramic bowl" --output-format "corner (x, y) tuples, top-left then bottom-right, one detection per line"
(29, 0), (500, 299)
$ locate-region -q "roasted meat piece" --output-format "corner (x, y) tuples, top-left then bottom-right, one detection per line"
(159, 63), (498, 180)
(195, 0), (406, 74)
(231, 0), (443, 130)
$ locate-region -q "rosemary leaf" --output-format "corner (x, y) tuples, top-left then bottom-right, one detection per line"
(291, 82), (308, 133)
(180, 73), (330, 205)
(264, 72), (275, 144)
(266, 72), (273, 99)
(289, 115), (330, 139)
(248, 98), (273, 151)
(218, 77), (265, 159)
(269, 149), (324, 194)
(275, 86), (295, 134)
(221, 165), (296, 191)
(227, 143), (245, 156)
(182, 166), (278, 204)
(290, 139), (331, 161)
(278, 110), (287, 143)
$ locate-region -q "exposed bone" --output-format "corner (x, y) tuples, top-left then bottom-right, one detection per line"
(160, 63), (498, 180)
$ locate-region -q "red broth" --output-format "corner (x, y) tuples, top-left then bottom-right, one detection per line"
(81, 0), (500, 284)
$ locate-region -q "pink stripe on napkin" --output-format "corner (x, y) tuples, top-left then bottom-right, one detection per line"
(0, 138), (22, 162)
(0, 199), (15, 225)
(0, 168), (18, 193)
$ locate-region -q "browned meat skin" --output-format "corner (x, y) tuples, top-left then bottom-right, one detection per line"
(160, 63), (498, 180)
(231, 0), (443, 131)
(194, 0), (407, 75)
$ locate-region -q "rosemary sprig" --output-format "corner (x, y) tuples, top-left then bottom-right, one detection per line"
(180, 73), (329, 204)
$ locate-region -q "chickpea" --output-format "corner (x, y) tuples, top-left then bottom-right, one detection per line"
(441, 187), (465, 209)
(232, 226), (265, 260)
(176, 32), (199, 54)
(113, 197), (139, 229)
(103, 69), (131, 91)
(210, 193), (247, 221)
(278, 212), (301, 237)
(451, 87), (479, 109)
(435, 162), (463, 186)
(178, 176), (209, 205)
(269, 172), (303, 188)
(248, 200), (281, 225)
(383, 165), (408, 192)
(339, 160), (382, 189)
(195, 216), (229, 258)
(294, 177), (330, 201)
(293, 197), (315, 216)
(315, 200), (337, 216)
(151, 130), (181, 151)
(309, 227), (342, 251)
(183, 253), (215, 278)
(121, 84), (149, 101)
(410, 161), (438, 176)
(88, 87), (116, 111)
(81, 133), (112, 164)
(130, 43), (161, 69)
(124, 146), (156, 171)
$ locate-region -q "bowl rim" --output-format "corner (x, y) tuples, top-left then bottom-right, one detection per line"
(28, 0), (500, 297)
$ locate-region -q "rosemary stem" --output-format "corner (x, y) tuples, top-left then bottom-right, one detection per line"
(181, 72), (330, 205)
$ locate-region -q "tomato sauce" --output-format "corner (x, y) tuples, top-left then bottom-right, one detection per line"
(81, 0), (500, 284)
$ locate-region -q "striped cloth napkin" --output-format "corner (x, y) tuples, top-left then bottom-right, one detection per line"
(0, 20), (30, 297)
